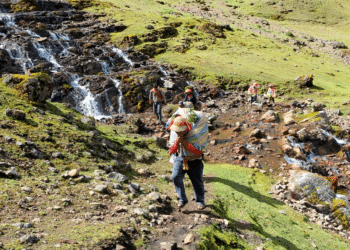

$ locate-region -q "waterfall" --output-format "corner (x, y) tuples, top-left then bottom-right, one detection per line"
(49, 31), (70, 56)
(0, 6), (130, 119)
(284, 155), (311, 171)
(112, 48), (133, 66)
(112, 79), (125, 114)
(321, 129), (347, 145)
(159, 66), (168, 76)
(68, 74), (110, 120)
(0, 12), (16, 27)
(0, 42), (34, 71)
(32, 42), (62, 69)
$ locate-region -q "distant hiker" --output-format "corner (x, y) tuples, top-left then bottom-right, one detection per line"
(168, 115), (208, 211)
(183, 86), (198, 107)
(266, 84), (276, 104)
(149, 83), (166, 121)
(248, 82), (259, 104)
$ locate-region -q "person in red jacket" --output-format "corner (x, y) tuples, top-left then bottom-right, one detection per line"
(168, 116), (205, 210)
(248, 82), (259, 105)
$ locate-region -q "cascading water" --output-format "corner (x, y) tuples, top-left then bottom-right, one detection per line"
(187, 81), (200, 98)
(112, 47), (133, 66)
(32, 42), (62, 68)
(0, 6), (130, 119)
(112, 79), (125, 114)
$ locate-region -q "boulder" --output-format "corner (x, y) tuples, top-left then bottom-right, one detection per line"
(283, 110), (295, 125)
(248, 158), (261, 169)
(23, 73), (54, 102)
(261, 110), (279, 123)
(288, 170), (335, 203)
(5, 109), (26, 120)
(294, 74), (313, 88)
(249, 129), (264, 138)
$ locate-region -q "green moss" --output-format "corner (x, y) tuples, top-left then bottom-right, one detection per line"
(295, 111), (319, 123)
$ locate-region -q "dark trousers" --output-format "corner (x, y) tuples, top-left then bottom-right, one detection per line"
(250, 94), (257, 104)
(171, 157), (205, 206)
(153, 102), (162, 121)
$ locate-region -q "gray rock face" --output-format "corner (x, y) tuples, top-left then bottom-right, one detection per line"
(133, 208), (149, 217)
(52, 152), (64, 159)
(5, 109), (26, 120)
(289, 170), (335, 203)
(21, 187), (32, 193)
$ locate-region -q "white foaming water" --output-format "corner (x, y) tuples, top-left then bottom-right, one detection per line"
(159, 66), (168, 76)
(49, 32), (70, 41)
(287, 136), (304, 149)
(112, 48), (133, 66)
(25, 30), (40, 38)
(284, 155), (311, 171)
(0, 42), (34, 71)
(97, 59), (110, 74)
(33, 42), (61, 68)
(321, 129), (347, 145)
(49, 31), (70, 56)
(245, 144), (256, 151)
(0, 13), (16, 27)
(112, 79), (125, 114)
(69, 74), (110, 120)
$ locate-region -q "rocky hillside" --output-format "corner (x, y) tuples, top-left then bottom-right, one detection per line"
(1, 0), (350, 249)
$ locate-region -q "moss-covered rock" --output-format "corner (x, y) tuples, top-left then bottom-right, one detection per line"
(198, 22), (225, 38)
(140, 42), (168, 57)
(5, 73), (54, 102)
(11, 0), (39, 12)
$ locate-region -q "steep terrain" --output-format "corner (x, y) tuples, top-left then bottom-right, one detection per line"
(1, 0), (350, 249)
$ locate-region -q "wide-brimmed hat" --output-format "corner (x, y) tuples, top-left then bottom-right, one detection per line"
(170, 116), (191, 132)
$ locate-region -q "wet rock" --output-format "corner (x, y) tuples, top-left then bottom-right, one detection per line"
(5, 109), (26, 120)
(283, 110), (295, 125)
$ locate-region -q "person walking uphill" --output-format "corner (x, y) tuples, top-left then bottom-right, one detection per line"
(168, 116), (206, 210)
(149, 83), (166, 121)
(248, 82), (259, 105)
(266, 84), (276, 104)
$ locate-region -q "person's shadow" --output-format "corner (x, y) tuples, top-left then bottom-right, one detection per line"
(209, 189), (300, 250)
(204, 176), (284, 207)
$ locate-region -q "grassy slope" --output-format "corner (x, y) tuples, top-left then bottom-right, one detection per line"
(202, 164), (349, 250)
(0, 77), (177, 249)
(86, 0), (350, 113)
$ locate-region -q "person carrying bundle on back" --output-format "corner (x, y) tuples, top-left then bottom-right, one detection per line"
(266, 84), (276, 104)
(248, 82), (259, 105)
(167, 107), (208, 211)
(149, 82), (166, 122)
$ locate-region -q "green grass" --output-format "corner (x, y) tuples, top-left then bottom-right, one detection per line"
(202, 164), (349, 250)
